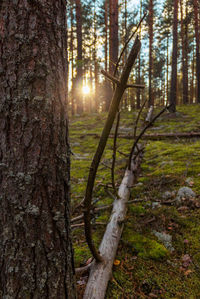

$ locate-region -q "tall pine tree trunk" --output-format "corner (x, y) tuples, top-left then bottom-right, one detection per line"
(180, 0), (188, 104)
(137, 0), (143, 109)
(169, 0), (178, 113)
(105, 0), (108, 73)
(190, 45), (195, 104)
(148, 0), (154, 107)
(166, 35), (169, 104)
(93, 1), (99, 112)
(106, 0), (118, 110)
(75, 0), (83, 113)
(109, 0), (118, 75)
(0, 1), (76, 297)
(193, 0), (200, 103)
(70, 0), (75, 115)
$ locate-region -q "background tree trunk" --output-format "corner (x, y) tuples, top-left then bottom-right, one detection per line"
(75, 0), (83, 113)
(109, 0), (118, 75)
(148, 0), (154, 107)
(106, 0), (118, 111)
(180, 0), (188, 104)
(70, 0), (75, 115)
(0, 1), (76, 297)
(193, 0), (200, 103)
(169, 0), (178, 112)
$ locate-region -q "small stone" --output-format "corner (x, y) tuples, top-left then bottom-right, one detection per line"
(153, 231), (174, 252)
(162, 191), (173, 200)
(175, 187), (196, 205)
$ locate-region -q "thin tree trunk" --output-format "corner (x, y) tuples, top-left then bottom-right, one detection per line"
(75, 0), (83, 113)
(106, 0), (119, 111)
(70, 0), (75, 115)
(109, 0), (119, 75)
(166, 35), (169, 104)
(105, 0), (108, 72)
(0, 1), (76, 297)
(137, 0), (143, 109)
(93, 1), (99, 112)
(180, 0), (188, 104)
(148, 0), (154, 107)
(193, 0), (200, 103)
(190, 45), (195, 104)
(169, 0), (178, 113)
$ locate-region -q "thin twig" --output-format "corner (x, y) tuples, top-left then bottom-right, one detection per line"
(71, 204), (112, 224)
(117, 150), (129, 157)
(133, 98), (148, 140)
(101, 70), (120, 85)
(128, 105), (171, 169)
(111, 111), (121, 192)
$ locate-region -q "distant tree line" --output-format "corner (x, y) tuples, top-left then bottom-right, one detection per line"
(67, 0), (200, 114)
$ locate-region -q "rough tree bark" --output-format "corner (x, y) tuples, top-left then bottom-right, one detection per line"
(169, 0), (178, 113)
(0, 1), (76, 298)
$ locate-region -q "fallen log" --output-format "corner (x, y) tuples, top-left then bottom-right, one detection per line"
(118, 132), (200, 140)
(81, 131), (200, 140)
(83, 147), (143, 299)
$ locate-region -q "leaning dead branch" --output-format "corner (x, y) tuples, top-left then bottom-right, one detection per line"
(83, 36), (141, 262)
(83, 146), (144, 299)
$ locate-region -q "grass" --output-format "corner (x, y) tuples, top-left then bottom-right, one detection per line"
(70, 104), (200, 298)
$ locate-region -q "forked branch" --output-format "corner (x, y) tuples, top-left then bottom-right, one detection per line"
(83, 37), (141, 262)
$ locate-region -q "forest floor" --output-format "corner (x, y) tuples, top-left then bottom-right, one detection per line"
(70, 104), (200, 299)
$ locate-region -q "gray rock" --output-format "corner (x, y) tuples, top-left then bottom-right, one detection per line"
(176, 187), (196, 203)
(153, 231), (174, 252)
(162, 191), (173, 200)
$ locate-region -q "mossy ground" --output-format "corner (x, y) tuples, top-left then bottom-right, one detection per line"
(70, 105), (200, 298)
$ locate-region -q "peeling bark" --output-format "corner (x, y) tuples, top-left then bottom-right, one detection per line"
(0, 1), (76, 298)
